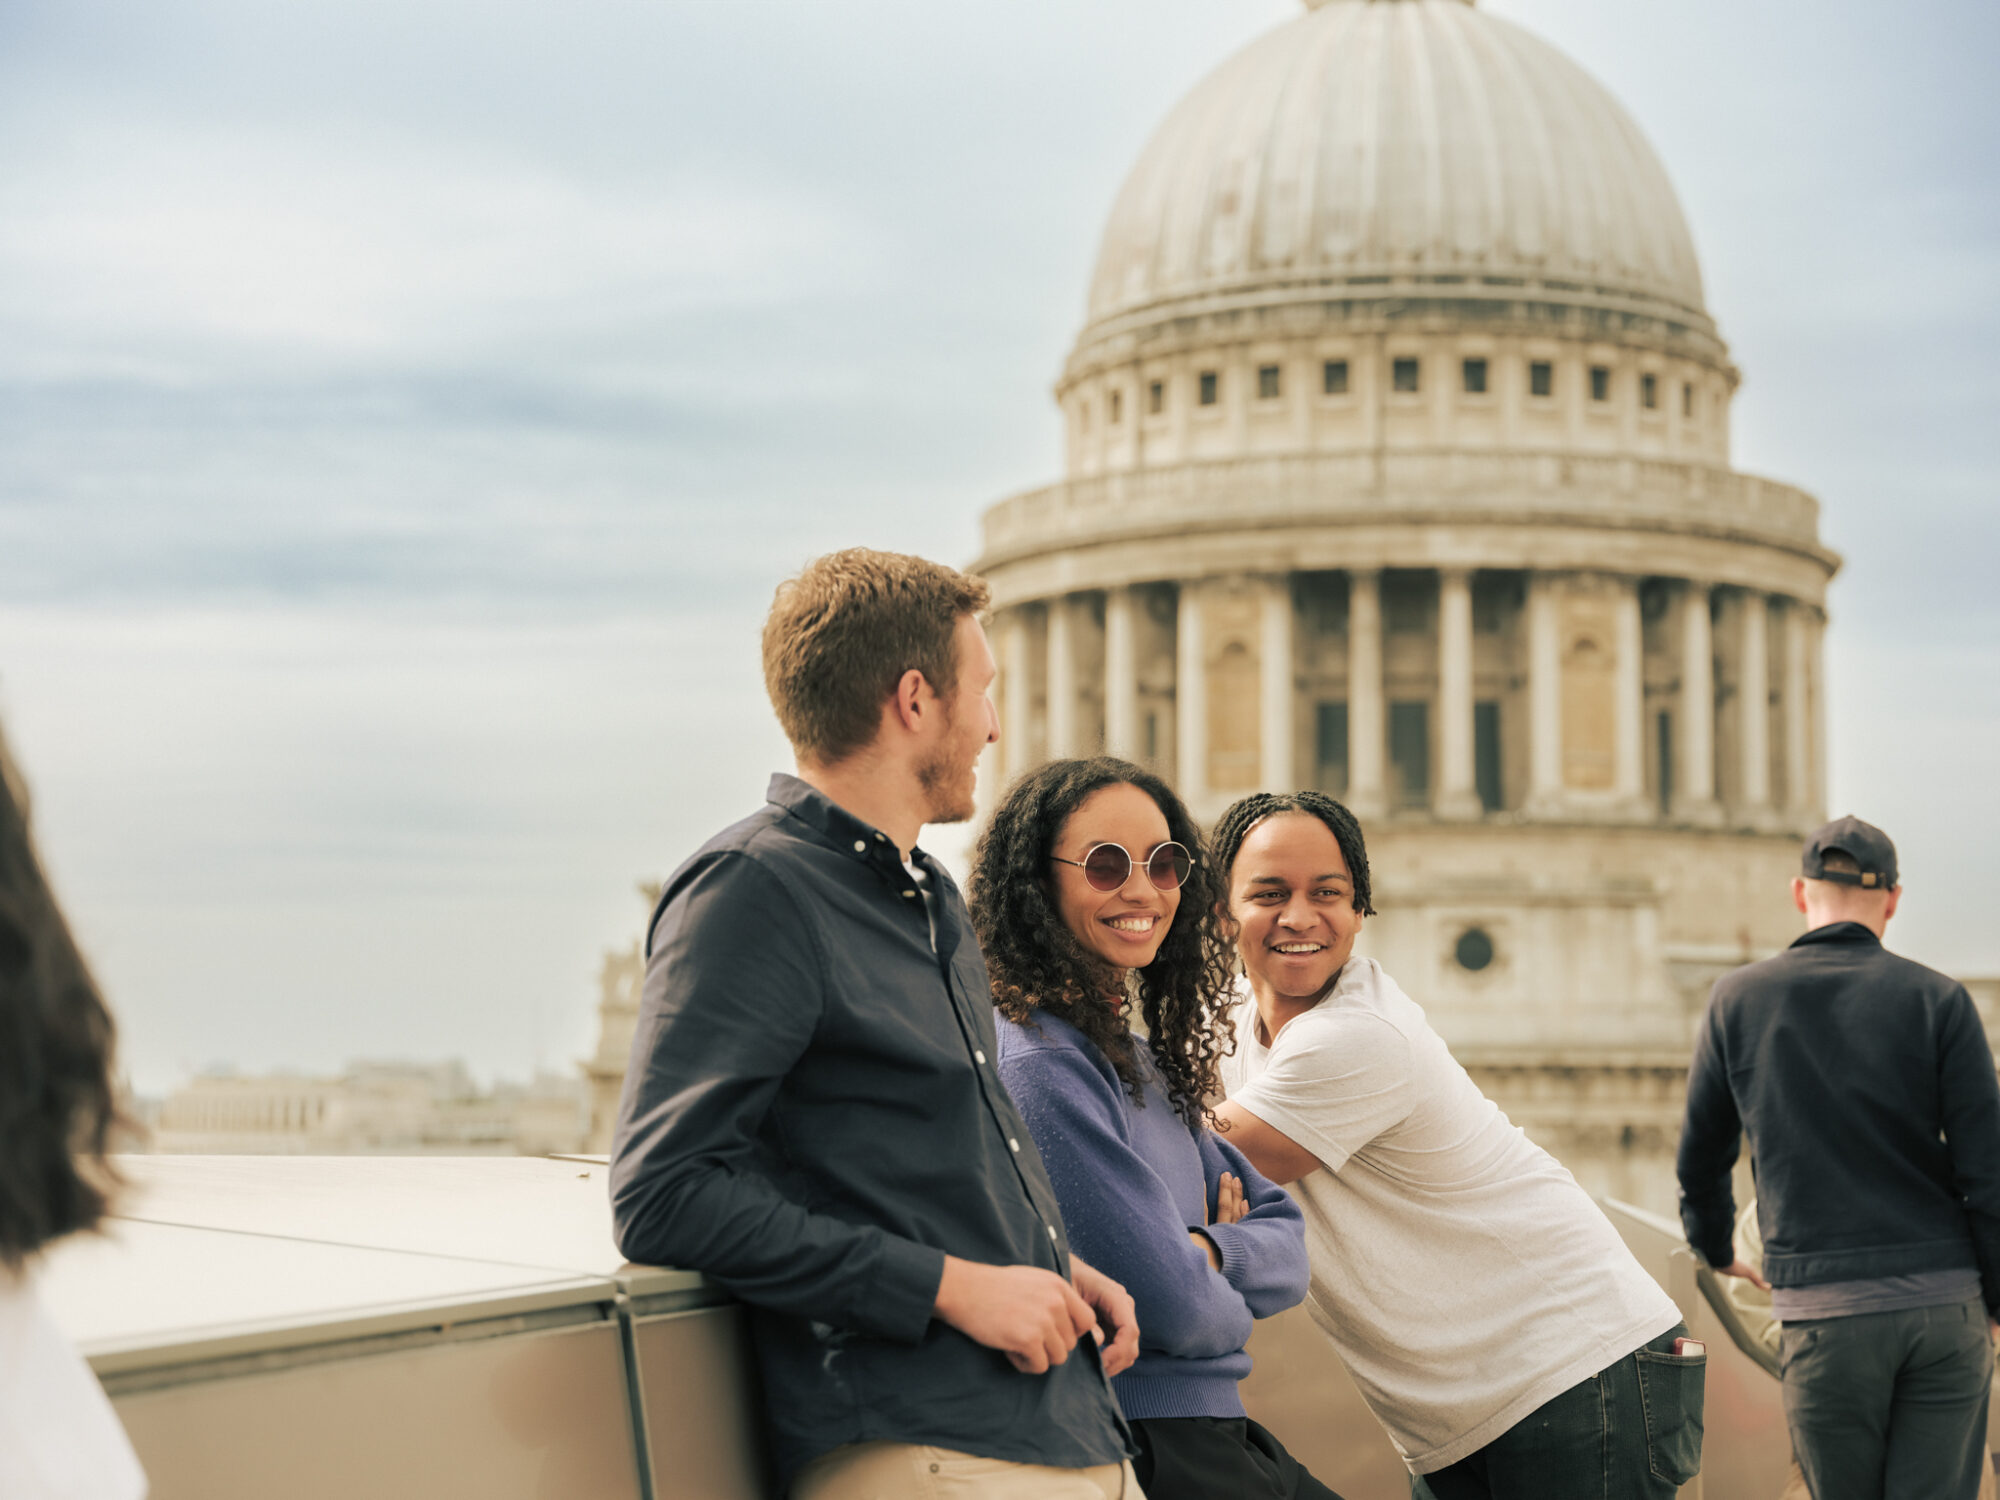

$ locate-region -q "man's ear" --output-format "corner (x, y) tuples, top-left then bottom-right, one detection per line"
(1790, 877), (1809, 917)
(889, 667), (931, 735)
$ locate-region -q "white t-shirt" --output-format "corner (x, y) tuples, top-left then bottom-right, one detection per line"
(0, 1268), (147, 1500)
(1222, 958), (1679, 1474)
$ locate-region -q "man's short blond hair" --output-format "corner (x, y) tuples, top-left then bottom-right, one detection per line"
(762, 549), (990, 765)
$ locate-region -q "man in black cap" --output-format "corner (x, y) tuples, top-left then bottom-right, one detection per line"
(1678, 815), (2000, 1500)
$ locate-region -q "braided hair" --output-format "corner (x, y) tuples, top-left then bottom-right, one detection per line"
(968, 757), (1236, 1129)
(1209, 790), (1377, 917)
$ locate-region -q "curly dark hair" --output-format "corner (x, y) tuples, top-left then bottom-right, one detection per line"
(1210, 790), (1378, 917)
(968, 757), (1236, 1129)
(0, 733), (126, 1267)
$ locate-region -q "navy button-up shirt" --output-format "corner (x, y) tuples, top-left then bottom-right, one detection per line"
(611, 775), (1129, 1483)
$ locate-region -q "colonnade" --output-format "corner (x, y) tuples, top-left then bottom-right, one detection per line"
(993, 569), (1825, 829)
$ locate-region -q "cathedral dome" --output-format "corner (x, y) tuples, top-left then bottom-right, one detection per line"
(1083, 0), (1710, 346)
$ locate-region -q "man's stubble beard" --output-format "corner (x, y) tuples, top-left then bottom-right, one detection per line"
(916, 703), (978, 827)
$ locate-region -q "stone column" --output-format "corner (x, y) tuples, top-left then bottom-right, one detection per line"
(1176, 582), (1209, 809)
(1526, 571), (1563, 812)
(1434, 568), (1482, 819)
(1000, 606), (1036, 781)
(1346, 569), (1386, 817)
(1678, 581), (1722, 823)
(1103, 586), (1140, 762)
(1783, 598), (1812, 821)
(1045, 595), (1078, 760)
(1614, 575), (1646, 808)
(1808, 609), (1829, 820)
(1259, 575), (1297, 792)
(1738, 591), (1772, 818)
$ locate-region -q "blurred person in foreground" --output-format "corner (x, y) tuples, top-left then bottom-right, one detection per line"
(610, 550), (1141, 1499)
(0, 727), (147, 1499)
(1205, 790), (1706, 1500)
(1679, 816), (2000, 1500)
(969, 758), (1337, 1500)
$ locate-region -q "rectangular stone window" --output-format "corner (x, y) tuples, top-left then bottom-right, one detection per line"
(1641, 373), (1658, 410)
(1529, 361), (1554, 398)
(1199, 371), (1219, 406)
(1389, 701), (1431, 808)
(1462, 358), (1489, 394)
(1323, 359), (1349, 395)
(1475, 701), (1503, 812)
(1258, 364), (1282, 400)
(1109, 389), (1123, 423)
(1392, 357), (1421, 393)
(1656, 710), (1675, 814)
(1145, 712), (1159, 763)
(1683, 382), (1696, 418)
(1316, 702), (1350, 795)
(1149, 380), (1165, 415)
(1590, 366), (1611, 402)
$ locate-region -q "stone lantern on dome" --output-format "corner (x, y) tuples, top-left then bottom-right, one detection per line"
(972, 0), (1839, 1207)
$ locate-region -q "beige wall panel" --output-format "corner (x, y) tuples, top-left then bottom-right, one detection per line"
(633, 1306), (769, 1500)
(114, 1322), (638, 1500)
(1559, 592), (1619, 791)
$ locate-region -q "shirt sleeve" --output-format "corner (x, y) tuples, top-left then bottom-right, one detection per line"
(999, 1042), (1255, 1363)
(1227, 1009), (1416, 1175)
(609, 850), (946, 1345)
(1936, 985), (2000, 1315)
(1196, 1131), (1309, 1319)
(1675, 989), (1743, 1270)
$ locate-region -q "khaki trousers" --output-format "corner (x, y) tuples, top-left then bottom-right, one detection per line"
(793, 1441), (1144, 1499)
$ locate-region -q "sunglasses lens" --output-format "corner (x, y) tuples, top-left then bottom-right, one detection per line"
(1081, 845), (1133, 891)
(1147, 843), (1192, 890)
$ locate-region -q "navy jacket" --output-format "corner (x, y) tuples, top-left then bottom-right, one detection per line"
(995, 1011), (1309, 1421)
(610, 775), (1128, 1483)
(1677, 921), (2000, 1310)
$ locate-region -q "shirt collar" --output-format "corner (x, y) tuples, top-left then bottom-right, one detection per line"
(765, 772), (937, 878)
(1789, 920), (1883, 951)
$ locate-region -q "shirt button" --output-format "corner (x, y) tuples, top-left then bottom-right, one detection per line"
(903, 890), (917, 899)
(852, 840), (866, 853)
(1047, 1225), (1059, 1242)
(876, 833), (888, 842)
(1009, 1138), (1020, 1153)
(974, 1050), (986, 1064)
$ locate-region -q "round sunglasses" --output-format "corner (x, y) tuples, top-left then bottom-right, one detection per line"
(1051, 840), (1195, 893)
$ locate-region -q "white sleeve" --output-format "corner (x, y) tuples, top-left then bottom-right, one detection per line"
(1229, 1011), (1415, 1175)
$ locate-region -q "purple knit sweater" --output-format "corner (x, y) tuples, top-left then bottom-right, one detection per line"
(995, 1009), (1309, 1422)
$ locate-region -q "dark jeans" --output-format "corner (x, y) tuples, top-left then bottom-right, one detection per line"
(1779, 1295), (1994, 1500)
(1129, 1416), (1345, 1500)
(1411, 1326), (1704, 1500)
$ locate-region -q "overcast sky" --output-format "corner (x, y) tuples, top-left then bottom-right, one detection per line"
(1, 0), (1995, 1095)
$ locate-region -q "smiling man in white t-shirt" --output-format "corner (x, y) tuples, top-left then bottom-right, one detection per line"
(1206, 790), (1704, 1500)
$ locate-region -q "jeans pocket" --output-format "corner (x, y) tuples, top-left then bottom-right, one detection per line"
(1634, 1348), (1707, 1485)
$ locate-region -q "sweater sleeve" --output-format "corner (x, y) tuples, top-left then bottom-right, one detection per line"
(1676, 989), (1743, 1270)
(1936, 985), (2000, 1315)
(1196, 1131), (1309, 1319)
(999, 1043), (1254, 1362)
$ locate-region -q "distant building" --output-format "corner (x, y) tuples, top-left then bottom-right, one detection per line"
(151, 1059), (588, 1157)
(581, 884), (658, 1153)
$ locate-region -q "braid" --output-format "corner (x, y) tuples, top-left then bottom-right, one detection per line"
(1210, 790), (1376, 916)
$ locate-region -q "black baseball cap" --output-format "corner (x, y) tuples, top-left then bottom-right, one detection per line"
(1801, 815), (1898, 890)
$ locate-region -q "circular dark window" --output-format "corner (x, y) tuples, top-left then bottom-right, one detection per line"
(1455, 928), (1495, 973)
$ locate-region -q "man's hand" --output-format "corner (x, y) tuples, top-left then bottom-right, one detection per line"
(933, 1256), (1096, 1374)
(1070, 1255), (1141, 1378)
(1712, 1257), (1771, 1291)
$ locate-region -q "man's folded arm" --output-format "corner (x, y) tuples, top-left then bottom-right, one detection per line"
(609, 852), (944, 1345)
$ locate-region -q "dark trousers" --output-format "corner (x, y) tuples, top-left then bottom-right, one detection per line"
(1779, 1296), (1993, 1500)
(1411, 1326), (1705, 1500)
(1128, 1416), (1344, 1500)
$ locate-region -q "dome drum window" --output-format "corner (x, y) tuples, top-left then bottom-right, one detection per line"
(1529, 361), (1555, 399)
(1392, 357), (1421, 394)
(1109, 389), (1124, 424)
(1590, 366), (1612, 403)
(1148, 381), (1165, 415)
(1455, 928), (1497, 974)
(1198, 371), (1219, 407)
(1641, 374), (1659, 411)
(1258, 365), (1282, 400)
(1462, 358), (1489, 395)
(1323, 360), (1349, 396)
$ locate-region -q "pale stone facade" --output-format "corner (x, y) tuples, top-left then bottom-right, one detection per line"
(973, 0), (1841, 1212)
